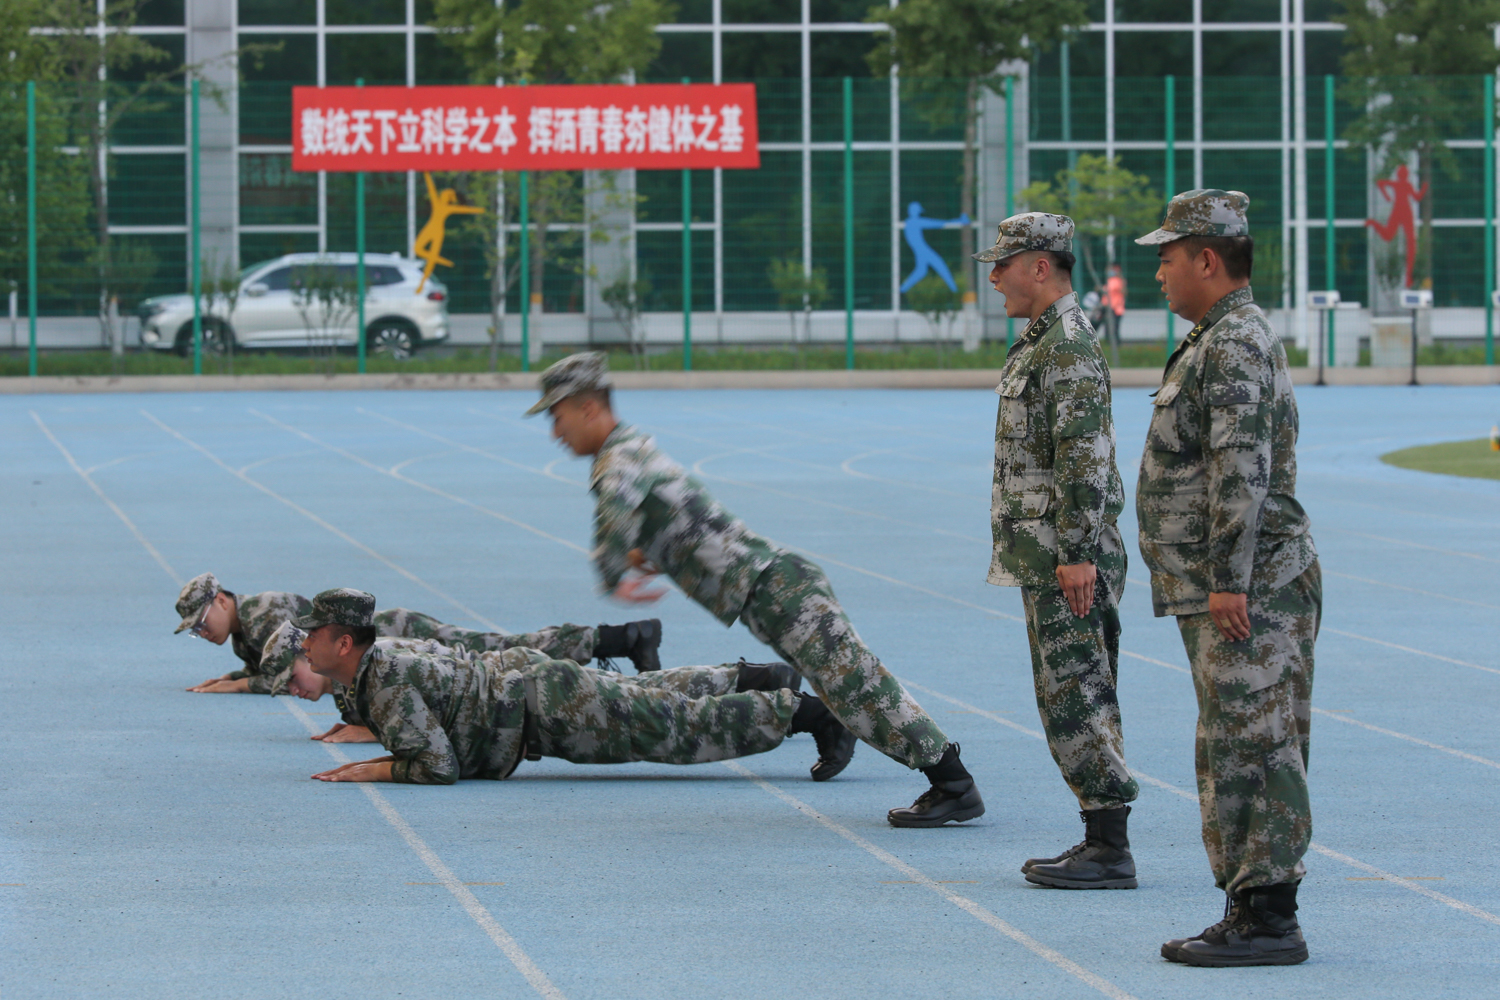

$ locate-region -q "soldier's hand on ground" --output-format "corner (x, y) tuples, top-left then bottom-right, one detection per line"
(613, 572), (669, 604)
(186, 677), (252, 693)
(311, 757), (395, 782)
(626, 548), (659, 573)
(1055, 562), (1098, 618)
(1208, 592), (1252, 642)
(312, 723), (378, 743)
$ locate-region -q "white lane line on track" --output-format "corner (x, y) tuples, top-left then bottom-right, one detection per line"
(903, 679), (1500, 928)
(1321, 627), (1500, 678)
(279, 697), (567, 999)
(249, 409), (587, 557)
(789, 545), (1026, 624)
(720, 761), (1142, 1000)
(839, 449), (979, 500)
(1324, 570), (1500, 611)
(142, 409), (505, 632)
(1311, 708), (1500, 772)
(360, 407), (583, 486)
(1323, 526), (1500, 565)
(31, 411), (182, 585)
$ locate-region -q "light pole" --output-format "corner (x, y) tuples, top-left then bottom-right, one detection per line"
(1399, 288), (1433, 386)
(1306, 289), (1340, 386)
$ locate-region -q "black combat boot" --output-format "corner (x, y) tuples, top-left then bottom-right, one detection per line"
(733, 658), (803, 693)
(1169, 883), (1308, 967)
(886, 743), (986, 828)
(594, 619), (661, 672)
(787, 692), (856, 781)
(1025, 806), (1137, 889)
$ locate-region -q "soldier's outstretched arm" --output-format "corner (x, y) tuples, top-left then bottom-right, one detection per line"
(310, 722), (379, 743)
(186, 675), (251, 693)
(312, 756), (395, 782)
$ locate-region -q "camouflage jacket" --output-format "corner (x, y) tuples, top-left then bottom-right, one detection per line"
(1136, 287), (1316, 616)
(350, 639), (543, 784)
(591, 424), (783, 626)
(989, 292), (1126, 590)
(227, 591), (313, 694)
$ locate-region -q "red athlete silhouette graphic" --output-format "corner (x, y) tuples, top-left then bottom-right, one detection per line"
(1365, 164), (1427, 289)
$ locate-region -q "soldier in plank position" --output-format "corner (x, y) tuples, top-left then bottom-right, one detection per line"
(527, 353), (983, 820)
(288, 590), (853, 785)
(1136, 190), (1320, 967)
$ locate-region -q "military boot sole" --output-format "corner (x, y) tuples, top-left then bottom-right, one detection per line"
(1176, 942), (1308, 968)
(887, 794), (986, 828)
(810, 729), (857, 782)
(1160, 939), (1191, 963)
(1025, 870), (1138, 890)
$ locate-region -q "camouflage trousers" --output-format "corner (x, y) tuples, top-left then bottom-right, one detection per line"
(528, 660), (796, 766)
(739, 553), (949, 769)
(376, 608), (596, 662)
(1020, 565), (1139, 811)
(1178, 561), (1320, 894)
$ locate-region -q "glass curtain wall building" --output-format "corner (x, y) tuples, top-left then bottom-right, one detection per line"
(65, 1), (1496, 349)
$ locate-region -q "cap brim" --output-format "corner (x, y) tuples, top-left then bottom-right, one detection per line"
(1134, 228), (1187, 246)
(173, 615), (197, 634)
(524, 388), (567, 417)
(972, 245), (1024, 263)
(289, 614), (326, 630)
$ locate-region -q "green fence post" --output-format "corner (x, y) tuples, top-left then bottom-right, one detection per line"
(1005, 74), (1014, 350)
(356, 78), (366, 374)
(681, 77), (693, 372)
(519, 169), (530, 372)
(1325, 74), (1335, 370)
(26, 80), (37, 378)
(843, 76), (854, 370)
(191, 78), (202, 376)
(1486, 74), (1495, 366)
(1164, 75), (1175, 353)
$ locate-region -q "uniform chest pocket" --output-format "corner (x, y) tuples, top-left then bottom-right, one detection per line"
(1207, 381), (1261, 449)
(995, 377), (1028, 438)
(1146, 380), (1185, 452)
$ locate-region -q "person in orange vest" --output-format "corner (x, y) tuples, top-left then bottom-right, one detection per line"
(1104, 262), (1126, 360)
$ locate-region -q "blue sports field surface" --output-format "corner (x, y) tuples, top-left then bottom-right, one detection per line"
(2, 384), (1498, 999)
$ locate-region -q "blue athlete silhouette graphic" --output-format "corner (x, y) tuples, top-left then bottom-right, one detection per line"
(900, 201), (970, 293)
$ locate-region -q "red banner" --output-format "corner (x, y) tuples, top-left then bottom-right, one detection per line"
(291, 84), (759, 172)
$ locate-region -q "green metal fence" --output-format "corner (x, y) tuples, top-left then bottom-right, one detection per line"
(3, 74), (1497, 376)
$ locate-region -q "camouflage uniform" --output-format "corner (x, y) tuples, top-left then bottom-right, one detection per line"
(348, 641), (797, 784)
(983, 220), (1137, 810)
(1135, 190), (1319, 895)
(372, 607), (597, 662)
(588, 421), (950, 770)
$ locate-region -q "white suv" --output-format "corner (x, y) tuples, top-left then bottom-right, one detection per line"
(137, 252), (450, 361)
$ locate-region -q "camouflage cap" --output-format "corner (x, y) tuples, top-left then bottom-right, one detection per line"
(1135, 189), (1251, 245)
(291, 588), (376, 630)
(524, 351), (612, 416)
(263, 620), (309, 668)
(972, 212), (1074, 262)
(173, 571), (220, 634)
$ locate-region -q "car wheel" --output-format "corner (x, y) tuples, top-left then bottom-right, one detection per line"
(368, 322), (417, 361)
(175, 322), (233, 356)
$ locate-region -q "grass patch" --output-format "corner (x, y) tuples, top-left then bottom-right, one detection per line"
(1380, 438), (1500, 481)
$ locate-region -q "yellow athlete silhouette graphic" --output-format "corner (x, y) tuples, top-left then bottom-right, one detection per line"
(413, 172), (484, 293)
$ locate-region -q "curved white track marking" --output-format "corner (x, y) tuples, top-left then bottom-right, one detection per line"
(542, 458), (587, 486)
(82, 449), (172, 475)
(1325, 570), (1500, 611)
(251, 410), (587, 556)
(280, 698), (567, 999)
(1322, 627), (1500, 678)
(839, 449), (980, 500)
(143, 410), (503, 631)
(238, 448), (323, 474)
(789, 545), (1025, 623)
(911, 671), (1500, 928)
(390, 450), (460, 475)
(361, 407), (580, 485)
(1312, 708), (1500, 772)
(1323, 526), (1500, 565)
(31, 411), (181, 585)
(692, 453), (986, 545)
(675, 405), (845, 444)
(720, 762), (1143, 1000)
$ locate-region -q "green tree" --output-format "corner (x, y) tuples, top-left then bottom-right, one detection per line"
(1337, 0), (1500, 294)
(905, 273), (963, 366)
(429, 0), (670, 359)
(767, 257), (829, 365)
(1015, 153), (1160, 289)
(600, 271), (653, 368)
(866, 0), (1088, 263)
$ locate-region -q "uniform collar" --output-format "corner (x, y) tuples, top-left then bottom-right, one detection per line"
(1018, 291), (1078, 344)
(589, 423), (635, 487)
(1185, 286), (1254, 342)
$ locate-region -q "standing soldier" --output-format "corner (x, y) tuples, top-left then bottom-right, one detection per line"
(1135, 190), (1319, 967)
(974, 214), (1139, 889)
(527, 353), (985, 821)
